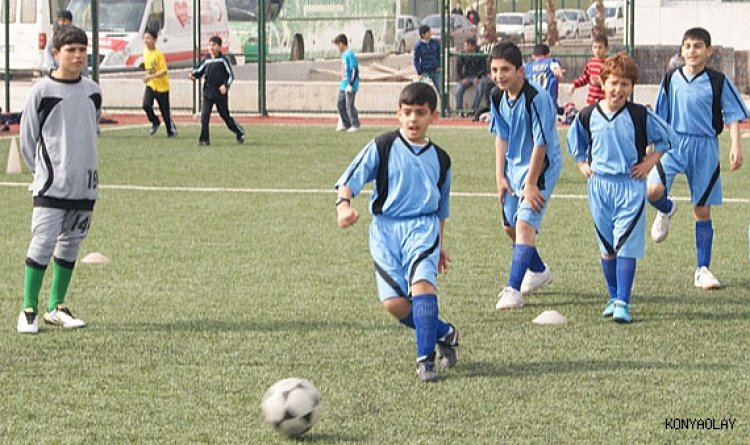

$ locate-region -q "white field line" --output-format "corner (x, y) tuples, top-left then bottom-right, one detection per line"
(0, 181), (749, 204)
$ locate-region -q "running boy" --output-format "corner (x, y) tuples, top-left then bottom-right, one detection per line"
(17, 25), (100, 333)
(190, 36), (245, 146)
(647, 27), (749, 289)
(567, 52), (674, 323)
(334, 82), (459, 383)
(490, 42), (562, 311)
(569, 34), (608, 105)
(142, 29), (176, 137)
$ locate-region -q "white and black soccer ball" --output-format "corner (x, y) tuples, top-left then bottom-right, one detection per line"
(261, 378), (321, 437)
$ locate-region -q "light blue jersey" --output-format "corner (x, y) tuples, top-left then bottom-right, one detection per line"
(339, 49), (360, 92)
(489, 80), (562, 193)
(567, 103), (674, 175)
(335, 130), (452, 300)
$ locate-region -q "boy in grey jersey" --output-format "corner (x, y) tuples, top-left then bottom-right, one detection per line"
(17, 25), (101, 334)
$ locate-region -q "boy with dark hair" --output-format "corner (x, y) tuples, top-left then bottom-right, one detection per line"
(413, 25), (441, 94)
(334, 82), (459, 383)
(567, 52), (674, 323)
(43, 10), (89, 77)
(524, 43), (563, 113)
(142, 29), (176, 137)
(489, 42), (562, 311)
(17, 25), (101, 333)
(569, 34), (608, 105)
(454, 36), (491, 117)
(332, 33), (360, 133)
(647, 27), (749, 289)
(190, 35), (245, 146)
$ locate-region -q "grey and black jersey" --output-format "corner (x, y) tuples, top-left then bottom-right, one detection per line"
(191, 54), (234, 95)
(20, 75), (101, 210)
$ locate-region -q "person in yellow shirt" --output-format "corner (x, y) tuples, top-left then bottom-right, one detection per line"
(142, 29), (176, 137)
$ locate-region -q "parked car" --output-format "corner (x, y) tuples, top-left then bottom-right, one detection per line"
(421, 13), (477, 49)
(523, 10), (547, 43)
(496, 12), (526, 43)
(556, 9), (593, 39)
(396, 15), (421, 54)
(587, 1), (624, 36)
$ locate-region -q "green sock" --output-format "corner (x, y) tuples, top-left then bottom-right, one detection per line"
(23, 263), (46, 313)
(48, 260), (74, 313)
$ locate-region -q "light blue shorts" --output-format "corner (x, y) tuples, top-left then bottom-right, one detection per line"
(588, 174), (646, 259)
(647, 133), (722, 206)
(369, 214), (441, 302)
(501, 164), (560, 232)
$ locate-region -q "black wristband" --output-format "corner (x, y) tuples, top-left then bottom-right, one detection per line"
(335, 197), (351, 207)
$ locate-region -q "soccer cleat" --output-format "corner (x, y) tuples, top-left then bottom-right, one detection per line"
(436, 324), (459, 369)
(237, 130), (245, 144)
(198, 140), (210, 146)
(347, 126), (360, 133)
(612, 301), (632, 324)
(602, 298), (616, 317)
(416, 353), (439, 383)
(520, 264), (553, 295)
(17, 310), (38, 334)
(694, 267), (721, 290)
(496, 286), (524, 311)
(43, 306), (86, 329)
(650, 198), (677, 243)
(335, 121), (346, 132)
(149, 123), (160, 136)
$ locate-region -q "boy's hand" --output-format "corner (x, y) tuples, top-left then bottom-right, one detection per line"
(577, 161), (593, 178)
(591, 74), (601, 86)
(345, 85), (353, 93)
(522, 183), (545, 213)
(337, 204), (359, 228)
(568, 85), (576, 95)
(496, 177), (514, 205)
(631, 152), (660, 179)
(438, 247), (451, 274)
(219, 85), (228, 95)
(730, 144), (743, 171)
(189, 73), (196, 80)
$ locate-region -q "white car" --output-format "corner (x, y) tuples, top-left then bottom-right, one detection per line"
(396, 15), (421, 54)
(556, 9), (593, 39)
(523, 10), (547, 43)
(587, 1), (624, 36)
(496, 12), (526, 43)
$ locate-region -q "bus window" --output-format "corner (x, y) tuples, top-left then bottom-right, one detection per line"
(145, 0), (164, 32)
(20, 0), (36, 24)
(1, 0), (17, 23)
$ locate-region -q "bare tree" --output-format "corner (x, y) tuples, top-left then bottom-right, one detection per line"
(483, 0), (496, 46)
(545, 0), (559, 46)
(593, 0), (606, 38)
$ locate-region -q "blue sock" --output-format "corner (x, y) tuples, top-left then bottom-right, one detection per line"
(507, 244), (535, 290)
(528, 247), (546, 273)
(600, 257), (617, 299)
(399, 307), (450, 339)
(412, 294), (438, 361)
(650, 193), (673, 214)
(615, 257), (636, 305)
(695, 220), (713, 268)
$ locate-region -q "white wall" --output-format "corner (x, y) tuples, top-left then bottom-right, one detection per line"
(635, 0), (750, 51)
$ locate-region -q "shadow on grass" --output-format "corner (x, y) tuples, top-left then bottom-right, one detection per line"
(291, 432), (366, 443)
(455, 359), (732, 379)
(96, 319), (394, 333)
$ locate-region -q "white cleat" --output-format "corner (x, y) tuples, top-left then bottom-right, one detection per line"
(651, 198), (677, 243)
(520, 264), (553, 296)
(347, 126), (360, 133)
(43, 307), (86, 329)
(694, 267), (721, 290)
(496, 286), (525, 311)
(17, 310), (39, 334)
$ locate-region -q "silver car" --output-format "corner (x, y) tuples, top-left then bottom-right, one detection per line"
(396, 15), (421, 54)
(556, 9), (593, 39)
(496, 12), (526, 43)
(421, 13), (477, 49)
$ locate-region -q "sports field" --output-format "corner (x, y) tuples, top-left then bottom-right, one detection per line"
(1, 123), (748, 444)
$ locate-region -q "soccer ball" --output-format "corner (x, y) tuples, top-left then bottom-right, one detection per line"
(261, 378), (321, 437)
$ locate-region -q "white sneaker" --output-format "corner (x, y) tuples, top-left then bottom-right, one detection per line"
(43, 307), (86, 329)
(520, 264), (553, 296)
(17, 310), (38, 334)
(496, 286), (524, 311)
(347, 126), (360, 133)
(335, 118), (346, 132)
(651, 198), (677, 243)
(694, 267), (721, 290)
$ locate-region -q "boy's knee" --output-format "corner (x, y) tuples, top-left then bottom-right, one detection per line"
(383, 296), (411, 319)
(27, 235), (57, 266)
(54, 239), (83, 264)
(647, 184), (665, 201)
(693, 205), (711, 220)
(410, 280), (436, 296)
(503, 225), (516, 240)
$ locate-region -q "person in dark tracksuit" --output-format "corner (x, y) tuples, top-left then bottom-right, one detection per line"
(189, 36), (245, 146)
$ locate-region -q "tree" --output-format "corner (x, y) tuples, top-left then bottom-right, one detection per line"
(593, 0), (606, 38)
(483, 0), (496, 46)
(545, 0), (559, 46)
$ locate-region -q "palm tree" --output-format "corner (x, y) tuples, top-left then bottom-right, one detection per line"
(545, 0), (559, 46)
(483, 0), (496, 46)
(593, 0), (606, 38)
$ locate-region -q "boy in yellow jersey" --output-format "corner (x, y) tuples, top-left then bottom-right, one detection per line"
(142, 29), (175, 137)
